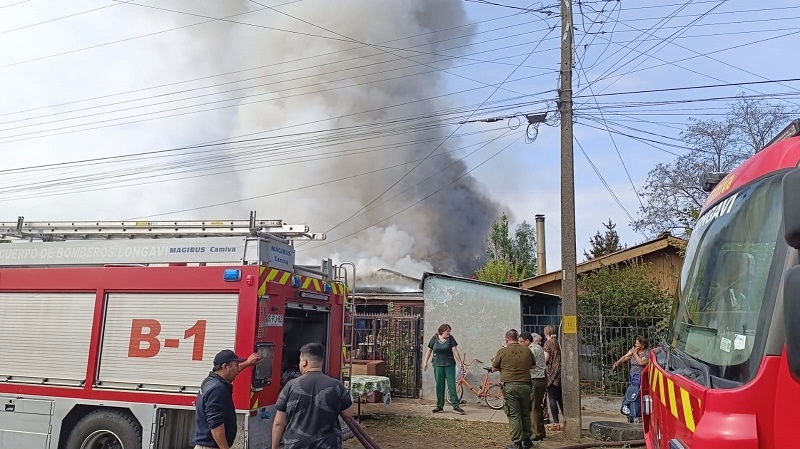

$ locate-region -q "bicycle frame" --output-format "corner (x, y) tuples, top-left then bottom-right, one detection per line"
(457, 363), (492, 397)
(455, 353), (504, 410)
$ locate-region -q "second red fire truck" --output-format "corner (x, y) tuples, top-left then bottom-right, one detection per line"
(642, 120), (800, 448)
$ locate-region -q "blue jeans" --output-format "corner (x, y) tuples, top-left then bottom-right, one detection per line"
(621, 372), (642, 422)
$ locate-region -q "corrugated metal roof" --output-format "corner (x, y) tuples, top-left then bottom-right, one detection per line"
(419, 272), (558, 298)
(512, 231), (687, 288)
(352, 291), (423, 301)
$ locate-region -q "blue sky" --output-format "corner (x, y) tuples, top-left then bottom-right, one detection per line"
(0, 0), (797, 276)
(456, 0), (798, 270)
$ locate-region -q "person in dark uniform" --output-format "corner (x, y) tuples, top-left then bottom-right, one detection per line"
(492, 329), (535, 449)
(192, 349), (262, 449)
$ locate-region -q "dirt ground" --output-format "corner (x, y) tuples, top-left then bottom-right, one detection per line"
(343, 414), (646, 449)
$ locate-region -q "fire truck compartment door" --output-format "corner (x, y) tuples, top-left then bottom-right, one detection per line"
(97, 293), (239, 393)
(0, 396), (53, 449)
(0, 292), (96, 386)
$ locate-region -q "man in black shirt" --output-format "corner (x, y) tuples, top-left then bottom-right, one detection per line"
(193, 349), (262, 449)
(272, 342), (354, 449)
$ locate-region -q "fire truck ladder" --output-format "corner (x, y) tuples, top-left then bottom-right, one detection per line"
(337, 263), (357, 389)
(0, 211), (324, 242)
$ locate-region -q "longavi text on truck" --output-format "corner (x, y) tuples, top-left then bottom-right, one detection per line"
(642, 120), (800, 448)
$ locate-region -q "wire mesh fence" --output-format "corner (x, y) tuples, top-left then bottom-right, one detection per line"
(578, 314), (668, 396)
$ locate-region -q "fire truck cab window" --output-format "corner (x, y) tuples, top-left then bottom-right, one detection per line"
(280, 306), (330, 386)
(672, 175), (785, 386)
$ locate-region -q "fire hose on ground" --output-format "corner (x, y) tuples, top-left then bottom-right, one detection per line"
(344, 415), (644, 449)
(344, 416), (382, 449)
(554, 440), (646, 449)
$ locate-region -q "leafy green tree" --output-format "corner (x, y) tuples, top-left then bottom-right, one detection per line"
(584, 219), (624, 261)
(475, 213), (537, 282)
(577, 260), (673, 395)
(475, 259), (518, 284)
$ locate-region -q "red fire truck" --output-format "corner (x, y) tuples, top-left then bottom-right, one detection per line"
(0, 214), (354, 449)
(642, 120), (800, 448)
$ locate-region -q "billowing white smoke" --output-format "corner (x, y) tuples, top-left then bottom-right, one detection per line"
(0, 0), (509, 280)
(151, 0), (506, 277)
(199, 0), (507, 278)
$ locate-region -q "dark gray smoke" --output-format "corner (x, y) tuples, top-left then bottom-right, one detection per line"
(207, 0), (505, 277)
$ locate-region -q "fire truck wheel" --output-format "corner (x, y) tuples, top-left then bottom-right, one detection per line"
(65, 409), (142, 449)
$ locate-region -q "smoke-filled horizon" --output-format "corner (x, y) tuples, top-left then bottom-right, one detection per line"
(210, 0), (508, 277)
(0, 0), (514, 279)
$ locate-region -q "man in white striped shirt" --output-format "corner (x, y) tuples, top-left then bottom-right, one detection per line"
(520, 332), (547, 442)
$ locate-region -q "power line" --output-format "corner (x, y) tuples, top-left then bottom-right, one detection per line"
(579, 2), (800, 108)
(314, 128), (514, 228)
(574, 53), (644, 211)
(0, 0), (300, 70)
(247, 0), (551, 101)
(298, 134), (524, 253)
(0, 126), (507, 196)
(573, 135), (642, 234)
(3, 8), (784, 130)
(0, 46), (554, 133)
(0, 2), (123, 35)
(464, 0), (556, 14)
(113, 0), (545, 102)
(577, 119), (687, 157)
(0, 128), (510, 202)
(587, 28), (800, 96)
(6, 75), (796, 177)
(577, 0), (697, 94)
(126, 131), (516, 220)
(576, 77), (800, 99)
(577, 115), (751, 159)
(314, 22), (557, 238)
(0, 95), (529, 175)
(4, 8), (785, 122)
(0, 0), (30, 10)
(0, 67), (554, 144)
(0, 11), (548, 119)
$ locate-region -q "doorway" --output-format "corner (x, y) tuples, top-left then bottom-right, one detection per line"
(280, 303), (330, 386)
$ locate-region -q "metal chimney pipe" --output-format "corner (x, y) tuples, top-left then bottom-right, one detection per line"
(535, 214), (546, 275)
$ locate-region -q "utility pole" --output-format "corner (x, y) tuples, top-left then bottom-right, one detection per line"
(559, 0), (581, 440)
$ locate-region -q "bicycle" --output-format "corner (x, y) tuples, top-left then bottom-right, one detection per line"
(454, 353), (504, 410)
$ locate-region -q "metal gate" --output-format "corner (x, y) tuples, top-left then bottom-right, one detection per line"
(353, 313), (423, 398)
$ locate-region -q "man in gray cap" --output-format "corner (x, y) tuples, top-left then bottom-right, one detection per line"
(193, 349), (262, 449)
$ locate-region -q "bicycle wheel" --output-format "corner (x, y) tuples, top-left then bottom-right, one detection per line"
(485, 384), (504, 410)
(456, 383), (465, 403)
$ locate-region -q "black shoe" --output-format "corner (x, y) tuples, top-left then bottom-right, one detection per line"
(432, 407), (443, 413)
(506, 444), (524, 449)
(522, 437), (533, 448)
(453, 405), (466, 415)
(532, 436), (545, 442)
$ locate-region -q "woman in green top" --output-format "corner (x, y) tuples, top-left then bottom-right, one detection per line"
(423, 323), (466, 414)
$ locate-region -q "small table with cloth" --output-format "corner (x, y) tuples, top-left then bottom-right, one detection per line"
(345, 375), (392, 420)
